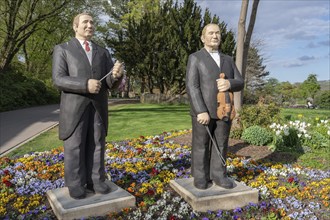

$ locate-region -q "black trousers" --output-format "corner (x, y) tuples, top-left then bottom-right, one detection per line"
(63, 104), (106, 188)
(191, 117), (231, 186)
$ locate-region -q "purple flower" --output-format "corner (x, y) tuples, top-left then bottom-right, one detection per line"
(260, 201), (268, 209)
(216, 210), (223, 217)
(233, 207), (242, 213)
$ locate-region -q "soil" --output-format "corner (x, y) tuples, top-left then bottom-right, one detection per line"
(168, 133), (301, 164)
(110, 100), (302, 165)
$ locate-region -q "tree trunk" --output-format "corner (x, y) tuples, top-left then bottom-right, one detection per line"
(235, 0), (249, 111)
(243, 0), (260, 79)
(235, 0), (260, 112)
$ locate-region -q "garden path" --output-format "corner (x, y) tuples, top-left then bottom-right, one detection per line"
(0, 99), (139, 156)
(0, 104), (60, 156)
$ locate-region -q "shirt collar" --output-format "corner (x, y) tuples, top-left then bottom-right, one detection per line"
(76, 38), (91, 47)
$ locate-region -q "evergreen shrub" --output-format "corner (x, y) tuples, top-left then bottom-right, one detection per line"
(239, 103), (281, 129)
(0, 69), (59, 112)
(241, 125), (273, 146)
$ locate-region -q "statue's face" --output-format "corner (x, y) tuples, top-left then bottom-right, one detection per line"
(74, 15), (94, 40)
(201, 24), (221, 51)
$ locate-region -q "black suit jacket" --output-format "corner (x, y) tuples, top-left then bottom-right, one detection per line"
(52, 38), (120, 140)
(186, 48), (244, 119)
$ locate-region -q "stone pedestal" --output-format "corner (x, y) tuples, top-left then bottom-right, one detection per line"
(46, 181), (135, 220)
(170, 178), (258, 212)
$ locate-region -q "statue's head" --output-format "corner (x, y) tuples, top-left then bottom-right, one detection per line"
(201, 24), (221, 52)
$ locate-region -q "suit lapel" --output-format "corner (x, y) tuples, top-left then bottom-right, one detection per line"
(201, 48), (220, 71)
(201, 48), (221, 80)
(70, 38), (91, 66)
(91, 41), (98, 66)
(220, 53), (225, 74)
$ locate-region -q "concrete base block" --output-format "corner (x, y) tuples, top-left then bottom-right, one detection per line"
(170, 178), (258, 212)
(46, 181), (135, 220)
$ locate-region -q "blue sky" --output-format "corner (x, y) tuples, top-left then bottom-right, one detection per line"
(193, 0), (330, 83)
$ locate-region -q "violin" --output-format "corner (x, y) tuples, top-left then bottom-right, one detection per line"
(217, 73), (235, 121)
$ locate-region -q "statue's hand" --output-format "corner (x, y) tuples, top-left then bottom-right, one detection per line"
(88, 79), (101, 94)
(217, 79), (230, 92)
(112, 61), (124, 79)
(197, 112), (210, 125)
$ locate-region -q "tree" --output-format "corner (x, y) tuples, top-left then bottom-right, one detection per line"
(299, 74), (321, 99)
(245, 42), (269, 92)
(107, 0), (236, 95)
(234, 0), (260, 111)
(0, 0), (71, 73)
(279, 81), (300, 105)
(21, 1), (104, 81)
(314, 90), (330, 109)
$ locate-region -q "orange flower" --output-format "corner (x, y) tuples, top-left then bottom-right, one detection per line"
(138, 201), (146, 207)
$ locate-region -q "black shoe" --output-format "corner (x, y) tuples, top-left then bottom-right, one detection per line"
(213, 177), (234, 189)
(89, 182), (111, 194)
(68, 186), (86, 199)
(194, 180), (213, 190)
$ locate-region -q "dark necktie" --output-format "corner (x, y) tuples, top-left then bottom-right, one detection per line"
(84, 41), (90, 52)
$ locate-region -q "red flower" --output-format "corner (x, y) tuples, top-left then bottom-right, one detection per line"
(136, 148), (143, 154)
(2, 179), (12, 187)
(4, 170), (9, 175)
(146, 189), (154, 195)
(288, 177), (294, 183)
(150, 168), (159, 176)
(169, 216), (177, 220)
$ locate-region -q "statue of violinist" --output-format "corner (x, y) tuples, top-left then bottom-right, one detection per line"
(186, 23), (244, 190)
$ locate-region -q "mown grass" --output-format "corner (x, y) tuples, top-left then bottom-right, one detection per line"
(6, 104), (330, 170)
(281, 107), (330, 121)
(7, 104), (192, 157)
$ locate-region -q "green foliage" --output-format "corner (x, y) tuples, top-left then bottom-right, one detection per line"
(297, 148), (330, 170)
(268, 127), (302, 152)
(239, 103), (281, 129)
(8, 104), (192, 157)
(301, 120), (330, 151)
(245, 44), (269, 92)
(314, 90), (330, 109)
(241, 125), (273, 146)
(106, 0), (236, 95)
(304, 131), (330, 150)
(268, 118), (330, 153)
(299, 74), (321, 99)
(229, 127), (243, 139)
(0, 69), (59, 112)
(243, 90), (258, 104)
(279, 82), (300, 105)
(280, 108), (330, 123)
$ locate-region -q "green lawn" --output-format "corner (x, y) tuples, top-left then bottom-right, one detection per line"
(8, 104), (192, 157)
(281, 107), (330, 121)
(6, 104), (330, 170)
(107, 104), (191, 141)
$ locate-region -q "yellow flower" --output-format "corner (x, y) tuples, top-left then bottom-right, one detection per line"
(0, 205), (6, 216)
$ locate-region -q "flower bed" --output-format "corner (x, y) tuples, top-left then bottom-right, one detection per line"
(0, 129), (329, 219)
